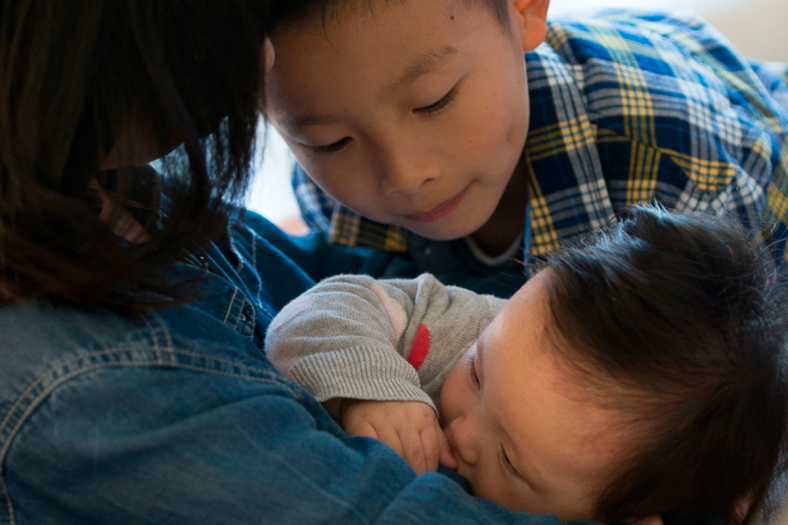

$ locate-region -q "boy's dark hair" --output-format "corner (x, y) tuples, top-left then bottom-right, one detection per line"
(0, 1), (303, 311)
(276, 0), (511, 31)
(544, 205), (788, 525)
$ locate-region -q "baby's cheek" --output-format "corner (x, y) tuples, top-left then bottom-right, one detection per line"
(471, 475), (535, 513)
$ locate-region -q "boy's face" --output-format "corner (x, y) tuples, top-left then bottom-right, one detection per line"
(439, 271), (626, 521)
(265, 1), (535, 241)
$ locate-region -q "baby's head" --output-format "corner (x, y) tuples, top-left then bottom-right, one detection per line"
(439, 206), (788, 524)
(265, 0), (548, 243)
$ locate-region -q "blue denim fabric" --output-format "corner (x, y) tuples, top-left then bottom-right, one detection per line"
(0, 212), (580, 525)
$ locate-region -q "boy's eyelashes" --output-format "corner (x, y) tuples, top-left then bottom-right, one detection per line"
(310, 137), (350, 154)
(414, 86), (459, 116)
(306, 85), (462, 155)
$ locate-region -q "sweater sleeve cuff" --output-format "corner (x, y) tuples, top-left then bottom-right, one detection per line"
(287, 345), (438, 413)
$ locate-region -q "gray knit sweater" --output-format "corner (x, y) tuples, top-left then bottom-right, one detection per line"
(265, 274), (506, 411)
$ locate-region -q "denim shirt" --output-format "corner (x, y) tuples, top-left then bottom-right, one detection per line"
(0, 211), (574, 525)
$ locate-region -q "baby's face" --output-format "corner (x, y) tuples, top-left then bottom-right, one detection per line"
(265, 0), (531, 241)
(439, 271), (627, 521)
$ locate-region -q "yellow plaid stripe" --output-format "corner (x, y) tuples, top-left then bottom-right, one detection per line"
(527, 117), (596, 161)
(382, 228), (409, 252)
(765, 184), (788, 262)
(328, 212), (408, 251)
(763, 137), (788, 256)
(627, 141), (661, 204)
(589, 25), (656, 145)
(328, 213), (361, 246)
(525, 156), (560, 257)
(545, 24), (571, 50)
(667, 151), (737, 191)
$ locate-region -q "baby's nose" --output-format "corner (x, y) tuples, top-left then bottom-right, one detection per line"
(446, 417), (479, 466)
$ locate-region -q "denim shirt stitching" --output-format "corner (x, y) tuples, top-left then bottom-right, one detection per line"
(141, 312), (174, 366)
(229, 223), (245, 274)
(0, 344), (304, 525)
(223, 287), (241, 324)
(1, 473), (15, 525)
(239, 224), (267, 313)
(0, 344), (300, 463)
(219, 288), (256, 338)
(249, 226), (264, 306)
(224, 224), (270, 325)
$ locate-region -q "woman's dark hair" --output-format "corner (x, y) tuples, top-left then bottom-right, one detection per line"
(543, 205), (788, 525)
(0, 0), (310, 311)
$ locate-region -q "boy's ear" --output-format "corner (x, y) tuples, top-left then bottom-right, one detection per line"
(513, 0), (549, 52)
(264, 38), (275, 72)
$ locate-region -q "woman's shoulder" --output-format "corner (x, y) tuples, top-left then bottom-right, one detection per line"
(0, 297), (288, 441)
(0, 300), (312, 525)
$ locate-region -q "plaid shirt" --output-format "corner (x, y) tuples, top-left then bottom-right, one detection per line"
(292, 11), (788, 269)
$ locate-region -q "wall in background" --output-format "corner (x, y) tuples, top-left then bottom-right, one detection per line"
(248, 0), (788, 225)
(549, 0), (788, 62)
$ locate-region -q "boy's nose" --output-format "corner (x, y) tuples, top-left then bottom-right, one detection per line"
(380, 150), (440, 196)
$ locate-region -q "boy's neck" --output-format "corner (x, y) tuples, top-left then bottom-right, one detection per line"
(469, 157), (528, 257)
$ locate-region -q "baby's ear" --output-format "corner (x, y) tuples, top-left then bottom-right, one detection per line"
(625, 515), (663, 525)
(513, 0), (549, 52)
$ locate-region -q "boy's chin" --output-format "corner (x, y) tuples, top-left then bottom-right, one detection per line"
(406, 224), (478, 242)
(402, 215), (491, 243)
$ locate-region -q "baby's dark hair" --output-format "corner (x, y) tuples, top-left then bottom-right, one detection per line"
(543, 205), (788, 525)
(273, 0), (511, 31)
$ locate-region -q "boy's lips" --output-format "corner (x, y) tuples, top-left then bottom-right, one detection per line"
(403, 187), (468, 224)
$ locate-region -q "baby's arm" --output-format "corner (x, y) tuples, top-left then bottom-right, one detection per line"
(265, 273), (504, 472)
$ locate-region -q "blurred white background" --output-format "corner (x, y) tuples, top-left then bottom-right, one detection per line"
(247, 0), (788, 229)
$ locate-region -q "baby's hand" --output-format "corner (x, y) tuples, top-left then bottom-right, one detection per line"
(340, 400), (457, 474)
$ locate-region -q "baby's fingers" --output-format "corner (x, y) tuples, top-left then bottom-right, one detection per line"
(399, 424), (431, 474)
(343, 419), (381, 442)
(418, 421), (443, 473)
(438, 428), (457, 470)
(375, 425), (408, 461)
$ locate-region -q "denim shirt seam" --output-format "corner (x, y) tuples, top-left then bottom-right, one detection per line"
(236, 224), (269, 316)
(0, 343), (302, 525)
(1, 473), (14, 525)
(223, 287), (241, 324)
(0, 344), (299, 466)
(141, 311), (174, 365)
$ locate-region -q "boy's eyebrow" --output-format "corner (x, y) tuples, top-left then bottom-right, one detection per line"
(388, 46), (459, 92)
(280, 47), (458, 131)
(279, 112), (342, 131)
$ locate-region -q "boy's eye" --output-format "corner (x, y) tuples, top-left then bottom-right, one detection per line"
(414, 86), (458, 116)
(468, 353), (480, 388)
(311, 137), (350, 154)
